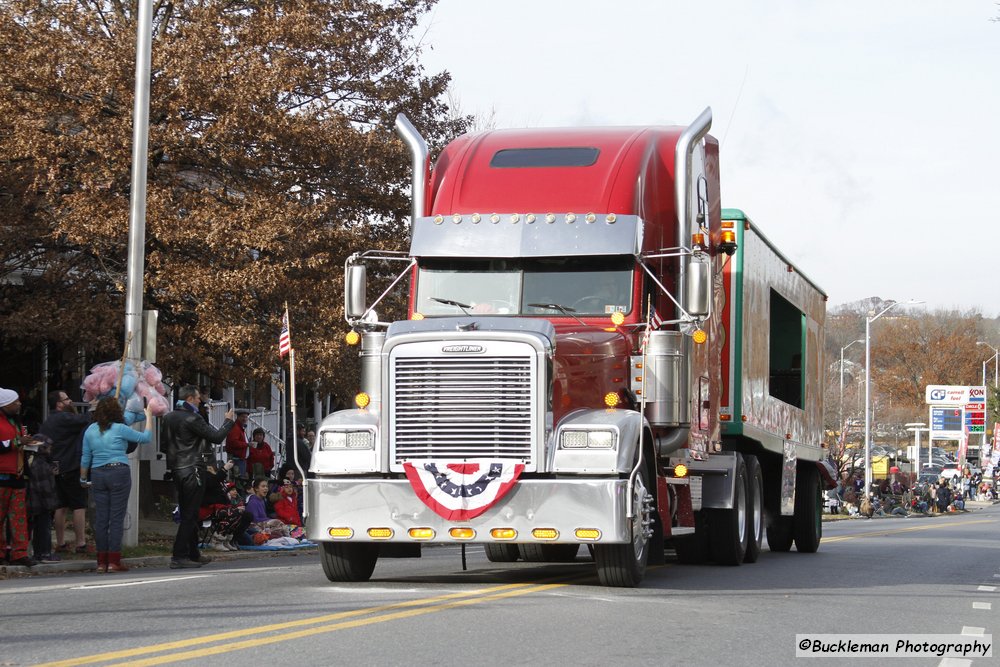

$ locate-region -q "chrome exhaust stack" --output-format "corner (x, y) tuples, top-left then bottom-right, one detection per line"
(395, 113), (429, 222)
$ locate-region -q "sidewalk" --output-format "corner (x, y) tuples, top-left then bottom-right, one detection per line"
(824, 498), (999, 522)
(1, 519), (317, 579)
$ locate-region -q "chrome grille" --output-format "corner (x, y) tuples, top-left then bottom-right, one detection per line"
(392, 355), (534, 462)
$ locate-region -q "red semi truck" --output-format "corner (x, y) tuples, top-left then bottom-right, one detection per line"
(306, 108), (832, 587)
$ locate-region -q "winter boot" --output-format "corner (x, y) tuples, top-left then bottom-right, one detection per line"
(96, 551), (108, 573)
(106, 552), (129, 573)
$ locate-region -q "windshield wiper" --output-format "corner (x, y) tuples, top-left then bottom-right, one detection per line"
(527, 303), (587, 326)
(430, 297), (472, 316)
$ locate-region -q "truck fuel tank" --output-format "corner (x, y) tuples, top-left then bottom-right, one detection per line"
(636, 330), (688, 427)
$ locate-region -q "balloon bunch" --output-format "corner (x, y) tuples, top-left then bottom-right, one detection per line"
(82, 360), (171, 423)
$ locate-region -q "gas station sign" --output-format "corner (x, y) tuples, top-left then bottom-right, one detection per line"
(925, 385), (986, 441)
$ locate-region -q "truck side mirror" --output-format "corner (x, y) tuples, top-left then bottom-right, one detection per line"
(685, 255), (711, 318)
(345, 264), (367, 320)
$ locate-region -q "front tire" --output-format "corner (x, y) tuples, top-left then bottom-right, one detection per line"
(518, 544), (579, 562)
(593, 465), (651, 587)
(320, 543), (378, 582)
(485, 544), (521, 563)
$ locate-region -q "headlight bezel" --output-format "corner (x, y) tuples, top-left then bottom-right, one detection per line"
(320, 428), (376, 451)
(558, 427), (618, 450)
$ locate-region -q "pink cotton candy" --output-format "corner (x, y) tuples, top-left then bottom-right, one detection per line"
(143, 364), (162, 385)
(148, 394), (170, 416)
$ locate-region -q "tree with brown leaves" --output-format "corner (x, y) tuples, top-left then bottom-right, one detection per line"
(0, 0), (466, 398)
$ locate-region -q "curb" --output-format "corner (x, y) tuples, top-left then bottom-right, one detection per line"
(1, 546), (318, 579)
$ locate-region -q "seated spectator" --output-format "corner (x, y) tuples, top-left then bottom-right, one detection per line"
(200, 461), (252, 551)
(246, 477), (288, 538)
(246, 428), (274, 479)
(273, 478), (302, 527)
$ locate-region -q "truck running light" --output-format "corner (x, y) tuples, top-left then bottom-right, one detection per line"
(611, 311), (625, 326)
(673, 464), (688, 478)
(532, 528), (559, 540)
(354, 392), (371, 408)
(692, 330), (707, 345)
(449, 527), (475, 540)
(345, 330), (360, 346)
(367, 528), (393, 539)
(411, 312), (424, 320)
(328, 527), (354, 539)
(692, 233), (706, 247)
(490, 528), (517, 540)
(603, 392), (620, 407)
(575, 529), (601, 540)
(408, 528), (435, 540)
(471, 213), (481, 223)
(719, 229), (738, 256)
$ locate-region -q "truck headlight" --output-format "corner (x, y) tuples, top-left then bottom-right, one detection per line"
(559, 429), (617, 449)
(320, 430), (375, 451)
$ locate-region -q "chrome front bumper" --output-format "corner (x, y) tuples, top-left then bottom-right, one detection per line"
(306, 477), (630, 544)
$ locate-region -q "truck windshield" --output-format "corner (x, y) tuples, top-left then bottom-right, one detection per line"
(414, 256), (633, 317)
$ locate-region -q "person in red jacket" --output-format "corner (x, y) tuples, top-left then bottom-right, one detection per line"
(224, 410), (250, 478)
(246, 428), (274, 479)
(272, 478), (301, 526)
(0, 388), (36, 567)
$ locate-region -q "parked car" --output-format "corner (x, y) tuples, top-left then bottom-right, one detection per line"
(939, 464), (961, 480)
(921, 464), (943, 476)
(916, 472), (939, 485)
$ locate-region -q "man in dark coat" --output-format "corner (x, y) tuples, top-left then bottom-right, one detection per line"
(161, 385), (234, 569)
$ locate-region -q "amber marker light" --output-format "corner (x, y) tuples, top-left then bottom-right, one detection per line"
(611, 311), (625, 326)
(449, 527), (475, 540)
(490, 528), (517, 540)
(673, 464), (688, 478)
(367, 528), (393, 539)
(354, 392), (371, 409)
(603, 392), (621, 408)
(410, 312), (424, 321)
(692, 232), (706, 247)
(532, 528), (559, 540)
(575, 528), (601, 540)
(692, 329), (708, 344)
(345, 330), (360, 346)
(408, 528), (435, 540)
(328, 527), (354, 539)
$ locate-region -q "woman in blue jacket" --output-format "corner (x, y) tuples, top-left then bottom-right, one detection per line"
(81, 397), (153, 572)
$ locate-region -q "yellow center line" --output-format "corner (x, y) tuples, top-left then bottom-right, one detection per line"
(35, 581), (549, 667)
(822, 517), (995, 543)
(118, 582), (567, 666)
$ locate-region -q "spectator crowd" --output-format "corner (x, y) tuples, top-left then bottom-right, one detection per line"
(826, 466), (997, 519)
(1, 384), (310, 570)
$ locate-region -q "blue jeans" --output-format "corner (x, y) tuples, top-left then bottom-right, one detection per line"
(92, 464), (132, 552)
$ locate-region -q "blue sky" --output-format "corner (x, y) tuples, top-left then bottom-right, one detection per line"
(417, 1), (1000, 316)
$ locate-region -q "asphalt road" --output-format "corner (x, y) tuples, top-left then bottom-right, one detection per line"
(3, 506), (998, 667)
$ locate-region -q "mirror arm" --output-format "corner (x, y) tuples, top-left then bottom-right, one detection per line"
(345, 256), (417, 329)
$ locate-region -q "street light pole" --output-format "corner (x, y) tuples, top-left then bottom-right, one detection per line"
(976, 342), (998, 460)
(864, 299), (923, 495)
(840, 339), (864, 432)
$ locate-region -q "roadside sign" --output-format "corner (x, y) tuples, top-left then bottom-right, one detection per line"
(925, 385), (986, 404)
